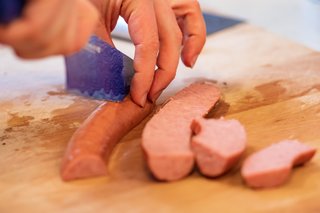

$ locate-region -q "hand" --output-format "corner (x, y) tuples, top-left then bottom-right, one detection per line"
(91, 0), (206, 106)
(0, 0), (99, 58)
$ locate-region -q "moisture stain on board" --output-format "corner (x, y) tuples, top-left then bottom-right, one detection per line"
(0, 135), (9, 142)
(254, 80), (286, 101)
(41, 88), (67, 102)
(7, 113), (34, 128)
(47, 90), (67, 96)
(229, 80), (320, 115)
(206, 99), (230, 118)
(46, 87), (101, 124)
(0, 88), (102, 155)
(19, 94), (32, 106)
(31, 96), (102, 149)
(254, 80), (320, 104)
(1, 117), (71, 159)
(226, 81), (286, 114)
(49, 97), (100, 128)
(0, 100), (13, 110)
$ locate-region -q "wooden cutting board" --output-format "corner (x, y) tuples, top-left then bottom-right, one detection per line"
(1, 23), (320, 213)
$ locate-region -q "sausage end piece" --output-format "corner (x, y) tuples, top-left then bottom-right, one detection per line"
(61, 155), (107, 181)
(241, 140), (316, 188)
(61, 99), (154, 181)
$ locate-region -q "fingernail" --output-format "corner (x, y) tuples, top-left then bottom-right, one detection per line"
(138, 91), (148, 107)
(190, 54), (199, 68)
(151, 89), (163, 103)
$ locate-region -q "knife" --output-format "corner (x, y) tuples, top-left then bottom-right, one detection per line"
(0, 0), (135, 102)
(0, 0), (25, 24)
(65, 36), (134, 102)
(1, 0), (244, 102)
(66, 12), (244, 101)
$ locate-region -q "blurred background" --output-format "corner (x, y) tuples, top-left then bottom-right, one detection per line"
(199, 0), (320, 51)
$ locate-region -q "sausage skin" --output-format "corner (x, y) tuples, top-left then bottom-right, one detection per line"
(61, 98), (153, 181)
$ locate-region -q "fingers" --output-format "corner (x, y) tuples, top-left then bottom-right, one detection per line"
(148, 0), (182, 102)
(13, 0), (74, 58)
(64, 0), (99, 54)
(121, 0), (159, 106)
(171, 0), (206, 68)
(0, 19), (34, 46)
(0, 0), (98, 59)
(90, 0), (120, 46)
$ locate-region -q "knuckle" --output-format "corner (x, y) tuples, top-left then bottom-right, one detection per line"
(62, 45), (74, 55)
(28, 36), (50, 50)
(174, 29), (183, 44)
(14, 49), (30, 59)
(73, 41), (85, 52)
(76, 36), (90, 50)
(148, 40), (160, 51)
(142, 39), (159, 56)
(37, 39), (50, 50)
(28, 22), (42, 38)
(82, 0), (99, 24)
(165, 27), (182, 45)
(63, 44), (79, 55)
(63, 37), (87, 55)
(167, 70), (176, 82)
(72, 40), (85, 53)
(14, 49), (24, 58)
(190, 0), (201, 9)
(90, 6), (99, 22)
(0, 35), (8, 44)
(160, 67), (177, 82)
(200, 33), (206, 46)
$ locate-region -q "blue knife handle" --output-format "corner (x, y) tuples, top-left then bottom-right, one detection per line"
(0, 0), (26, 24)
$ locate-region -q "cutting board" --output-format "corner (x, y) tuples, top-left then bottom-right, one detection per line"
(1, 22), (320, 213)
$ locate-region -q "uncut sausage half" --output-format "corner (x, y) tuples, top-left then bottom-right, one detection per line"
(241, 140), (316, 188)
(61, 98), (153, 181)
(191, 117), (246, 177)
(142, 82), (221, 181)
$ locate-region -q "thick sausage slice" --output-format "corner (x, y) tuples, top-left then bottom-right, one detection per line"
(61, 98), (153, 181)
(241, 140), (316, 188)
(191, 118), (246, 177)
(142, 82), (221, 181)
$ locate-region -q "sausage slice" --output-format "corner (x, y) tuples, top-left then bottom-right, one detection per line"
(191, 117), (246, 177)
(241, 140), (316, 188)
(142, 82), (221, 181)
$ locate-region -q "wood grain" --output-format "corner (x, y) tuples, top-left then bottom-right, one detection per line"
(0, 24), (320, 212)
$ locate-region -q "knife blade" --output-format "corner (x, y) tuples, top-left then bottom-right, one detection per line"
(0, 0), (25, 24)
(65, 36), (134, 102)
(0, 0), (134, 102)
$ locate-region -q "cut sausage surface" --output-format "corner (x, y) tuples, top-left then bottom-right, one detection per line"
(191, 117), (246, 177)
(142, 82), (221, 181)
(61, 98), (153, 181)
(241, 140), (316, 188)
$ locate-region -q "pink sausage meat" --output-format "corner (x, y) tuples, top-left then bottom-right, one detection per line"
(191, 118), (247, 177)
(142, 82), (221, 181)
(241, 140), (316, 188)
